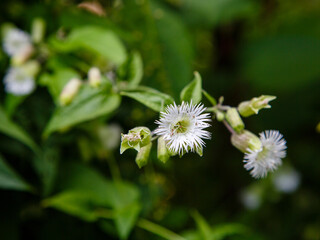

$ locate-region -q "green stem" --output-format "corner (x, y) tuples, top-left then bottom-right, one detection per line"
(137, 218), (186, 240)
(106, 153), (122, 182)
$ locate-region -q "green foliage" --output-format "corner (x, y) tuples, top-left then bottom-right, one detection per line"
(39, 68), (80, 101)
(44, 85), (121, 136)
(0, 155), (33, 192)
(0, 106), (38, 152)
(118, 51), (143, 89)
(0, 1), (319, 240)
(121, 86), (174, 112)
(150, 0), (194, 98)
(45, 162), (141, 239)
(180, 71), (202, 104)
(50, 26), (127, 65)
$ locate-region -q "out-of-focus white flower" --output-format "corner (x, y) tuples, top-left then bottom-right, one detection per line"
(88, 67), (101, 87)
(3, 28), (33, 57)
(273, 167), (300, 193)
(154, 101), (211, 156)
(3, 67), (35, 95)
(98, 124), (122, 150)
(244, 130), (287, 178)
(59, 78), (82, 106)
(240, 188), (261, 210)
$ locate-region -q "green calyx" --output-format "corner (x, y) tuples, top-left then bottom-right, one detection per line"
(238, 95), (276, 117)
(120, 127), (151, 154)
(231, 130), (262, 153)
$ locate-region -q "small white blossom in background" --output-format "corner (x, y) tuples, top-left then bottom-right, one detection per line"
(3, 28), (33, 57)
(244, 130), (287, 178)
(240, 187), (261, 210)
(59, 78), (82, 106)
(3, 67), (35, 95)
(154, 101), (211, 156)
(98, 124), (122, 151)
(88, 67), (101, 87)
(272, 167), (300, 193)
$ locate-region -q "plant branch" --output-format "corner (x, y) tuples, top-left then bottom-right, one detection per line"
(137, 218), (186, 240)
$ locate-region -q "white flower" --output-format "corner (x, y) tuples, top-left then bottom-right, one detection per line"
(3, 67), (35, 95)
(3, 28), (33, 57)
(244, 130), (287, 178)
(154, 101), (211, 156)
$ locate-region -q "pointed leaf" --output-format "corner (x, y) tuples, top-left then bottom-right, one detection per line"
(180, 72), (202, 104)
(0, 155), (33, 192)
(118, 51), (143, 89)
(114, 202), (141, 240)
(50, 26), (127, 65)
(0, 106), (39, 152)
(121, 86), (174, 112)
(43, 85), (121, 136)
(191, 211), (212, 240)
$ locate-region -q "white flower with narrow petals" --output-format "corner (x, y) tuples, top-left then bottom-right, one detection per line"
(154, 101), (211, 156)
(244, 130), (287, 178)
(3, 28), (32, 57)
(3, 67), (35, 95)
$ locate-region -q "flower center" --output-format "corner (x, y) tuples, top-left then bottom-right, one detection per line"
(257, 147), (268, 161)
(171, 118), (190, 134)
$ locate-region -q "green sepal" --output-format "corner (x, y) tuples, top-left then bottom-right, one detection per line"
(120, 127), (151, 154)
(135, 142), (152, 168)
(157, 137), (170, 163)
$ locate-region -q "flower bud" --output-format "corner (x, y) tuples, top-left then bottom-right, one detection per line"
(157, 137), (170, 163)
(120, 127), (151, 154)
(88, 67), (101, 88)
(31, 18), (46, 43)
(238, 95), (276, 117)
(59, 78), (82, 106)
(231, 130), (262, 153)
(215, 110), (224, 122)
(135, 142), (152, 168)
(226, 108), (244, 133)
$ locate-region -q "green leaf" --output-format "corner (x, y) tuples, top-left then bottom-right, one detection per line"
(0, 155), (33, 192)
(4, 94), (27, 117)
(114, 202), (141, 240)
(43, 190), (99, 221)
(191, 211), (212, 240)
(46, 162), (141, 239)
(56, 162), (140, 209)
(50, 26), (127, 65)
(180, 72), (202, 104)
(202, 90), (217, 106)
(150, 1), (194, 98)
(0, 105), (39, 152)
(118, 51), (143, 89)
(211, 223), (248, 240)
(39, 68), (80, 101)
(121, 86), (174, 112)
(43, 85), (121, 136)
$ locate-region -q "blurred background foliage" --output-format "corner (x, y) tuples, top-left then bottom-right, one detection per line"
(0, 0), (319, 239)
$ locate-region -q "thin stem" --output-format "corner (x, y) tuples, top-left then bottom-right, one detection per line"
(222, 120), (236, 135)
(106, 153), (122, 182)
(96, 210), (186, 240)
(137, 218), (186, 240)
